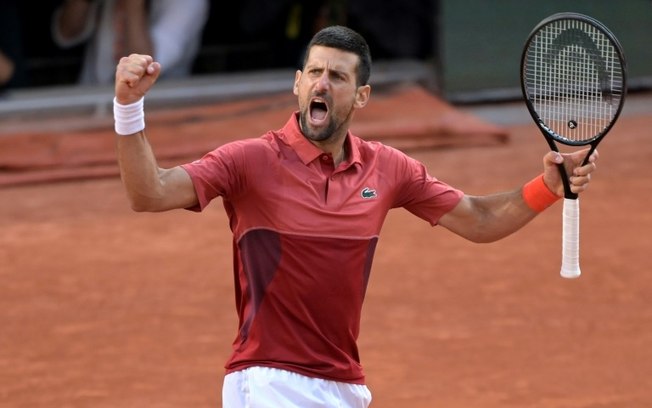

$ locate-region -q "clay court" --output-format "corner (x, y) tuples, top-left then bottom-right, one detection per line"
(1, 85), (651, 407)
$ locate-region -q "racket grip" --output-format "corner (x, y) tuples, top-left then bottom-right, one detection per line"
(560, 198), (581, 279)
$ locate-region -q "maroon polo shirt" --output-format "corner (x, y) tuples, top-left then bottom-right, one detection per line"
(181, 112), (463, 383)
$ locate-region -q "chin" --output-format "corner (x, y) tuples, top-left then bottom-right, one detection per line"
(305, 128), (333, 142)
(300, 113), (334, 141)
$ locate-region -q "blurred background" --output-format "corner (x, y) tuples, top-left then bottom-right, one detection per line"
(3, 2), (652, 407)
(1, 0), (651, 115)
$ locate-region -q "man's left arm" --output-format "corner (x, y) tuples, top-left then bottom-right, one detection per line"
(438, 149), (598, 243)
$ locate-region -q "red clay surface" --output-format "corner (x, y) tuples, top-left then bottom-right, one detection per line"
(1, 90), (651, 407)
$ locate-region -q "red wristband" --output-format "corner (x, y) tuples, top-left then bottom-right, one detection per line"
(522, 174), (560, 212)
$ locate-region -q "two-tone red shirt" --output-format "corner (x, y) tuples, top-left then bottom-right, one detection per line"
(181, 112), (464, 384)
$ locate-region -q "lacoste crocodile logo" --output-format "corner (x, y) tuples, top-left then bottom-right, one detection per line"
(361, 187), (377, 199)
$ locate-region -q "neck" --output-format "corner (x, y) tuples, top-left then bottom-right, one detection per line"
(333, 143), (347, 166)
(313, 135), (347, 166)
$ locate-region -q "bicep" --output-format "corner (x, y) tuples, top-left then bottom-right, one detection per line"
(438, 195), (478, 238)
(158, 166), (199, 211)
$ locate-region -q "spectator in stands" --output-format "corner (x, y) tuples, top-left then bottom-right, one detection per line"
(51, 0), (209, 86)
(0, 0), (27, 91)
(0, 51), (17, 90)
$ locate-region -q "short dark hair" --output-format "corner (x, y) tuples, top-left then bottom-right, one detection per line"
(304, 25), (372, 86)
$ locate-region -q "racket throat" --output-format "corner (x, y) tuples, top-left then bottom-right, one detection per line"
(557, 163), (578, 200)
(546, 139), (577, 200)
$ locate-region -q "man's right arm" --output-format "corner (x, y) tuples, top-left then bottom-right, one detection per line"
(116, 132), (198, 212)
(115, 54), (198, 212)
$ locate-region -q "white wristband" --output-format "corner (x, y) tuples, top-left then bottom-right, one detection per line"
(113, 97), (145, 135)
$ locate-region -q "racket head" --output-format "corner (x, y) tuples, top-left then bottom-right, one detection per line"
(520, 12), (627, 147)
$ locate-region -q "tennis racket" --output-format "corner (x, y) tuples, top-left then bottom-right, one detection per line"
(520, 12), (626, 278)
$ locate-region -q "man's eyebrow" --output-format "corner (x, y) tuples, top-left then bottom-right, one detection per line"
(330, 67), (349, 76)
(326, 66), (353, 79)
(306, 61), (346, 72)
(304, 62), (354, 80)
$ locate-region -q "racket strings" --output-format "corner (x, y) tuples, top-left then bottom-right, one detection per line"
(524, 19), (624, 143)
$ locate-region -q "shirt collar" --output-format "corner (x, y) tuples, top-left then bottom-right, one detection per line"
(281, 112), (362, 167)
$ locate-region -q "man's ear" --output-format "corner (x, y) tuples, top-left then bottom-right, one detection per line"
(354, 84), (371, 109)
(293, 70), (301, 96)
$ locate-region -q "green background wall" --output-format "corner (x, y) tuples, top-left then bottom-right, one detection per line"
(439, 0), (652, 101)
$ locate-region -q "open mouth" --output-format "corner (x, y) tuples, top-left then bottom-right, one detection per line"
(309, 99), (329, 124)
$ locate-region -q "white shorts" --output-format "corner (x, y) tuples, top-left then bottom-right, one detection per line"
(222, 366), (372, 408)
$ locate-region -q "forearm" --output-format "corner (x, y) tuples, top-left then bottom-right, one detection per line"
(116, 132), (167, 211)
(440, 176), (560, 243)
(117, 133), (199, 212)
(459, 190), (539, 243)
(113, 96), (173, 211)
(114, 58), (165, 211)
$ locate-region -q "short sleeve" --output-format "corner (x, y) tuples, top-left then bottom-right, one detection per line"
(180, 140), (249, 211)
(390, 149), (464, 225)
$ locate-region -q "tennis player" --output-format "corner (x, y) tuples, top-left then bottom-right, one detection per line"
(113, 25), (598, 407)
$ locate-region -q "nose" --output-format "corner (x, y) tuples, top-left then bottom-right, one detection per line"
(314, 72), (329, 92)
